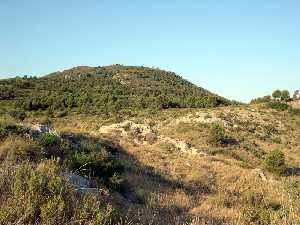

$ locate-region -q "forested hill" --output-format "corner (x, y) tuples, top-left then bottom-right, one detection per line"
(0, 65), (232, 114)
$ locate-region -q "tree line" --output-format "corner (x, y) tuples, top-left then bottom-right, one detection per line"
(251, 89), (299, 104)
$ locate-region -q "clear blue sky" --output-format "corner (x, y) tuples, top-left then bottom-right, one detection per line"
(1, 0), (300, 102)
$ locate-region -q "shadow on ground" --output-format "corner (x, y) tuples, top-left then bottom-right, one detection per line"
(60, 132), (227, 225)
(284, 167), (300, 176)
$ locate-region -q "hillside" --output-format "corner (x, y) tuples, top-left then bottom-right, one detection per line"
(0, 67), (299, 225)
(0, 65), (231, 116)
(289, 99), (300, 109)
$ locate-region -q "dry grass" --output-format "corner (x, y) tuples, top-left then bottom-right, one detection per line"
(2, 104), (297, 224)
(108, 105), (300, 224)
(0, 136), (41, 161)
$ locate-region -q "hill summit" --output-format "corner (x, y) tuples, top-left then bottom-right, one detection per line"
(1, 65), (231, 114)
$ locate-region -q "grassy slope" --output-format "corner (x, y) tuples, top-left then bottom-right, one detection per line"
(1, 99), (300, 224)
(46, 103), (300, 225)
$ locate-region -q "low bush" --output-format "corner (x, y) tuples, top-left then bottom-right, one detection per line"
(288, 107), (300, 116)
(0, 160), (114, 225)
(39, 133), (67, 159)
(266, 102), (289, 111)
(241, 207), (271, 225)
(0, 123), (31, 141)
(264, 149), (286, 175)
(69, 149), (124, 190)
(10, 110), (26, 121)
(0, 126), (7, 140)
(72, 194), (113, 224)
(108, 172), (124, 190)
(251, 95), (271, 104)
(208, 123), (226, 146)
(79, 138), (102, 153)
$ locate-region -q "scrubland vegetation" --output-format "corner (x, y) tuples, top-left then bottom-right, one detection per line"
(0, 116), (123, 224)
(0, 65), (230, 116)
(0, 65), (299, 224)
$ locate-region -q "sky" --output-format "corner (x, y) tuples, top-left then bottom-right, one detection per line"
(1, 0), (300, 102)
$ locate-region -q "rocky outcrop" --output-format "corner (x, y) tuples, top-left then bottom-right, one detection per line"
(99, 121), (207, 156)
(252, 168), (267, 181)
(21, 123), (59, 136)
(99, 121), (153, 144)
(158, 136), (208, 156)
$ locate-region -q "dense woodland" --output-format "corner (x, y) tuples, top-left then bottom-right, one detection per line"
(0, 65), (231, 115)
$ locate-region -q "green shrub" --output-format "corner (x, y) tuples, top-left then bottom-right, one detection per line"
(39, 133), (67, 159)
(69, 150), (124, 190)
(266, 102), (289, 111)
(288, 107), (300, 116)
(0, 126), (7, 140)
(0, 86), (15, 100)
(72, 194), (113, 224)
(79, 138), (102, 153)
(108, 172), (124, 190)
(0, 161), (72, 224)
(0, 123), (31, 140)
(241, 207), (271, 225)
(208, 123), (226, 146)
(251, 95), (271, 104)
(39, 133), (61, 147)
(10, 110), (26, 121)
(265, 149), (286, 175)
(0, 160), (114, 225)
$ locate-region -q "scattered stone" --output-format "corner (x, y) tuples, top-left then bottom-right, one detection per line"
(144, 132), (157, 144)
(21, 123), (59, 136)
(64, 172), (90, 189)
(99, 121), (208, 156)
(253, 168), (267, 181)
(158, 136), (208, 156)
